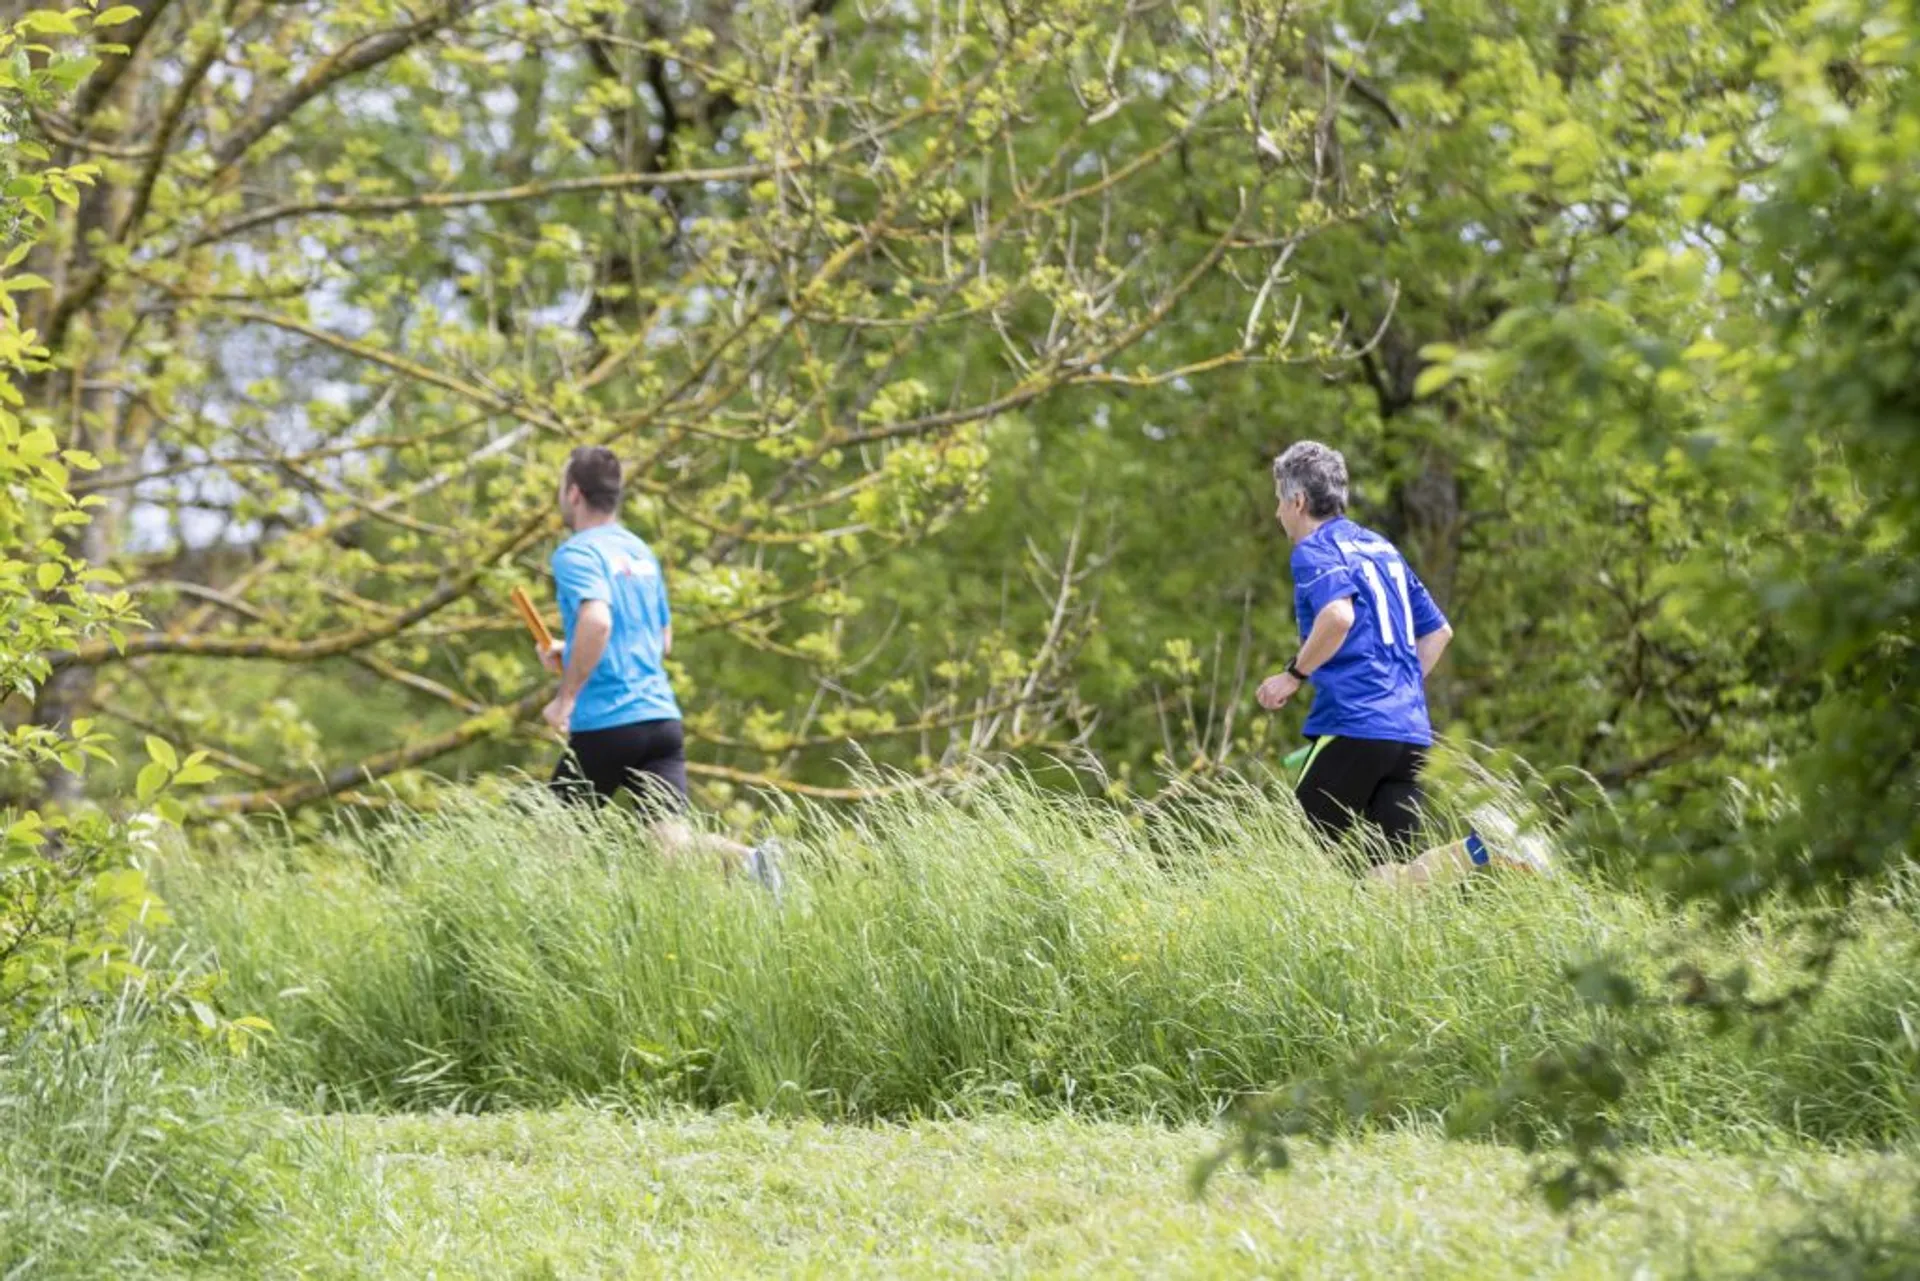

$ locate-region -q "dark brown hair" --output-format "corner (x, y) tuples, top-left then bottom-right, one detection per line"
(563, 446), (622, 513)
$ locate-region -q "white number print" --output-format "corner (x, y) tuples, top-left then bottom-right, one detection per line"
(1385, 558), (1417, 646)
(1357, 556), (1417, 649)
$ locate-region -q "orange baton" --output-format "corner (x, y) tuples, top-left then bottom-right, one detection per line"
(510, 586), (555, 653)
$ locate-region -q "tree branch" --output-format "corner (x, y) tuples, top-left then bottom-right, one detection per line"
(190, 162), (782, 247)
(199, 688), (543, 816)
(209, 1), (478, 176)
(48, 505), (558, 669)
(72, 0), (173, 126)
(220, 306), (571, 438)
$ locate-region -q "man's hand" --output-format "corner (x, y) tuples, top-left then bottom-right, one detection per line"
(541, 601), (608, 738)
(1260, 600), (1350, 712)
(1256, 671), (1302, 711)
(539, 640), (565, 675)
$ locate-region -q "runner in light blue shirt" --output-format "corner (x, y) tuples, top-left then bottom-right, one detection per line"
(538, 446), (782, 894)
(551, 523), (680, 733)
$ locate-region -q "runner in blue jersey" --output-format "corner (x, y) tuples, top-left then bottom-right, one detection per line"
(1257, 441), (1544, 883)
(538, 446), (782, 894)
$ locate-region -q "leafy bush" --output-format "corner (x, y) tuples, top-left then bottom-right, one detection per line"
(0, 4), (229, 1037)
(0, 15), (281, 1273)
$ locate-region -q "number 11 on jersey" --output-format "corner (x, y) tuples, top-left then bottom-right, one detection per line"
(1358, 557), (1417, 648)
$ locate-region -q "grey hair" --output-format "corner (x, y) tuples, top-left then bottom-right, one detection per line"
(1272, 441), (1349, 519)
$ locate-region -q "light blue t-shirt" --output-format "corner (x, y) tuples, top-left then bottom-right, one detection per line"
(1291, 516), (1448, 746)
(551, 524), (681, 732)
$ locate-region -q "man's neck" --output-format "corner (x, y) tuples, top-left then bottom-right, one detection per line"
(1292, 514), (1333, 545)
(571, 511), (619, 533)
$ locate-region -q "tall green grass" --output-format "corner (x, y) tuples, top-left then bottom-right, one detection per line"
(0, 994), (280, 1279)
(167, 775), (1920, 1143)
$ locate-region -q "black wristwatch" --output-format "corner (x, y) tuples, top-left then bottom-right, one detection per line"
(1286, 659), (1309, 682)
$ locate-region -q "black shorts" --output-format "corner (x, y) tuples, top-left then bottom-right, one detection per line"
(1293, 735), (1428, 861)
(551, 718), (690, 816)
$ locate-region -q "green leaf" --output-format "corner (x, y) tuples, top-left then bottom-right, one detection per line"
(135, 760), (169, 802)
(1412, 363), (1456, 399)
(0, 273), (52, 294)
(35, 561), (62, 591)
(144, 735), (177, 771)
(173, 762), (220, 786)
(46, 53), (97, 90)
(95, 5), (142, 27)
(17, 10), (80, 34)
(19, 427), (57, 459)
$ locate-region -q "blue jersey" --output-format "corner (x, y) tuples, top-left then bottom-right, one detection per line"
(1291, 517), (1447, 746)
(551, 524), (681, 732)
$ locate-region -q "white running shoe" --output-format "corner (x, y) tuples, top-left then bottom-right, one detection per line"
(746, 837), (787, 900)
(1467, 804), (1555, 874)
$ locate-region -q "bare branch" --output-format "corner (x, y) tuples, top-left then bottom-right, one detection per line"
(191, 162), (784, 248)
(221, 307), (572, 438)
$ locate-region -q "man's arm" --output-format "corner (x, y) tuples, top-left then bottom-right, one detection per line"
(1257, 597), (1354, 710)
(543, 599), (612, 732)
(1295, 597), (1355, 674)
(558, 600), (612, 698)
(1405, 561), (1450, 678)
(1416, 621), (1453, 677)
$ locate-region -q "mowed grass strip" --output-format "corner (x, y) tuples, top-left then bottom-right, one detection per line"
(232, 1111), (1918, 1280)
(168, 775), (1920, 1141)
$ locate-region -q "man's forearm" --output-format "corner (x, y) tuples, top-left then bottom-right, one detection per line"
(559, 626), (609, 697)
(1295, 606), (1354, 675)
(1416, 625), (1453, 678)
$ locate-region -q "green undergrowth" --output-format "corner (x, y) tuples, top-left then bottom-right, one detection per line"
(164, 776), (1920, 1143)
